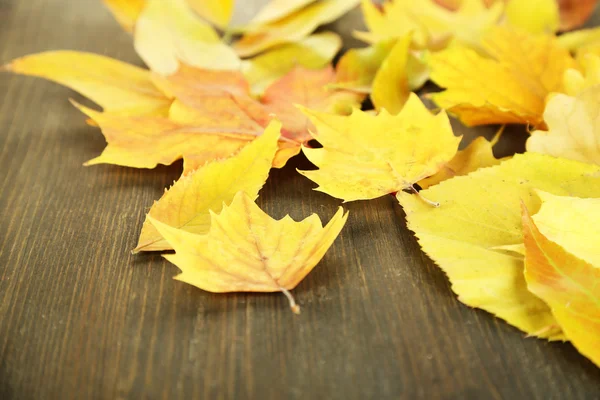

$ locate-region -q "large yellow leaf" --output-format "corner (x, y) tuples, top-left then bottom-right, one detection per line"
(233, 0), (359, 57)
(522, 206), (600, 367)
(134, 0), (240, 74)
(149, 191), (348, 313)
(418, 135), (502, 189)
(430, 27), (575, 127)
(371, 35), (412, 114)
(527, 88), (600, 165)
(242, 32), (342, 95)
(103, 0), (146, 32)
(397, 153), (600, 339)
(135, 121), (281, 253)
(186, 0), (234, 28)
(299, 93), (460, 202)
(532, 192), (600, 267)
(356, 0), (503, 50)
(3, 51), (171, 117)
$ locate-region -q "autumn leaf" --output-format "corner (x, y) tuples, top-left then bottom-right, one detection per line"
(299, 93), (460, 203)
(186, 0), (234, 29)
(134, 120), (281, 253)
(504, 0), (559, 34)
(248, 0), (317, 26)
(149, 191), (348, 313)
(233, 0), (359, 57)
(356, 0), (503, 50)
(371, 35), (412, 114)
(563, 53), (600, 96)
(134, 0), (240, 74)
(527, 87), (600, 165)
(531, 191), (600, 266)
(2, 51), (171, 117)
(397, 153), (600, 339)
(430, 27), (575, 127)
(418, 132), (503, 189)
(103, 0), (145, 32)
(522, 203), (600, 367)
(242, 32), (342, 95)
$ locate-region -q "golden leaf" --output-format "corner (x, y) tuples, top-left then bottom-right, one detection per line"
(398, 153), (600, 339)
(527, 87), (600, 165)
(134, 0), (240, 74)
(102, 0), (146, 32)
(522, 205), (600, 367)
(149, 191), (348, 313)
(135, 120), (281, 253)
(563, 53), (600, 96)
(371, 34), (412, 114)
(430, 27), (575, 127)
(186, 0), (234, 29)
(3, 51), (171, 117)
(504, 0), (559, 34)
(299, 93), (460, 202)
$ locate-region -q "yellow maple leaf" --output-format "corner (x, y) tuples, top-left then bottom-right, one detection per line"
(149, 191), (348, 313)
(430, 27), (575, 127)
(102, 0), (146, 32)
(397, 153), (600, 339)
(233, 0), (359, 57)
(135, 120), (280, 253)
(356, 0), (503, 50)
(186, 0), (234, 29)
(134, 0), (240, 74)
(527, 87), (600, 165)
(531, 191), (600, 267)
(418, 133), (503, 189)
(3, 51), (171, 117)
(299, 93), (460, 203)
(242, 32), (342, 95)
(522, 205), (600, 367)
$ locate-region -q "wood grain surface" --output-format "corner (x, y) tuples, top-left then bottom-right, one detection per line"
(1, 0), (599, 399)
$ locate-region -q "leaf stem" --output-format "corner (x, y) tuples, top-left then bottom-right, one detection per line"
(410, 185), (440, 208)
(281, 288), (301, 314)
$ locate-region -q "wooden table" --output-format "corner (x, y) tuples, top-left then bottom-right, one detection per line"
(1, 0), (599, 398)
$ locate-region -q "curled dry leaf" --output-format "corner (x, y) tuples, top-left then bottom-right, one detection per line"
(522, 204), (600, 367)
(527, 87), (600, 165)
(134, 0), (240, 75)
(397, 153), (600, 339)
(531, 191), (600, 266)
(233, 0), (359, 57)
(149, 191), (348, 314)
(299, 93), (461, 203)
(3, 51), (171, 117)
(134, 120), (280, 253)
(430, 27), (575, 127)
(356, 0), (503, 50)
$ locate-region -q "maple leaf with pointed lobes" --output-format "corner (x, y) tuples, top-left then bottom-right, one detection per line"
(299, 93), (461, 203)
(134, 120), (281, 253)
(430, 27), (576, 127)
(149, 191), (348, 314)
(398, 153), (600, 339)
(527, 87), (600, 166)
(522, 203), (600, 367)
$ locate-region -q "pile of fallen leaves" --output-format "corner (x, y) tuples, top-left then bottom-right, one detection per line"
(3, 0), (599, 367)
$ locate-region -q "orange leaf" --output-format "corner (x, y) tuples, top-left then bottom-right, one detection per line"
(522, 205), (600, 367)
(558, 0), (599, 31)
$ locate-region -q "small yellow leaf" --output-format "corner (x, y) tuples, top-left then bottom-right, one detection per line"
(430, 27), (575, 126)
(418, 135), (502, 189)
(134, 0), (240, 74)
(522, 206), (600, 367)
(398, 153), (600, 339)
(505, 0), (559, 34)
(242, 32), (342, 95)
(527, 87), (600, 165)
(135, 120), (281, 253)
(149, 191), (348, 313)
(532, 191), (600, 266)
(186, 0), (234, 28)
(103, 0), (146, 33)
(3, 51), (171, 117)
(299, 93), (460, 202)
(371, 34), (412, 114)
(233, 0), (359, 57)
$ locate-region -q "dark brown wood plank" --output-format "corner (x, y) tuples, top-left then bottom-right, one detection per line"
(0, 1), (599, 399)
